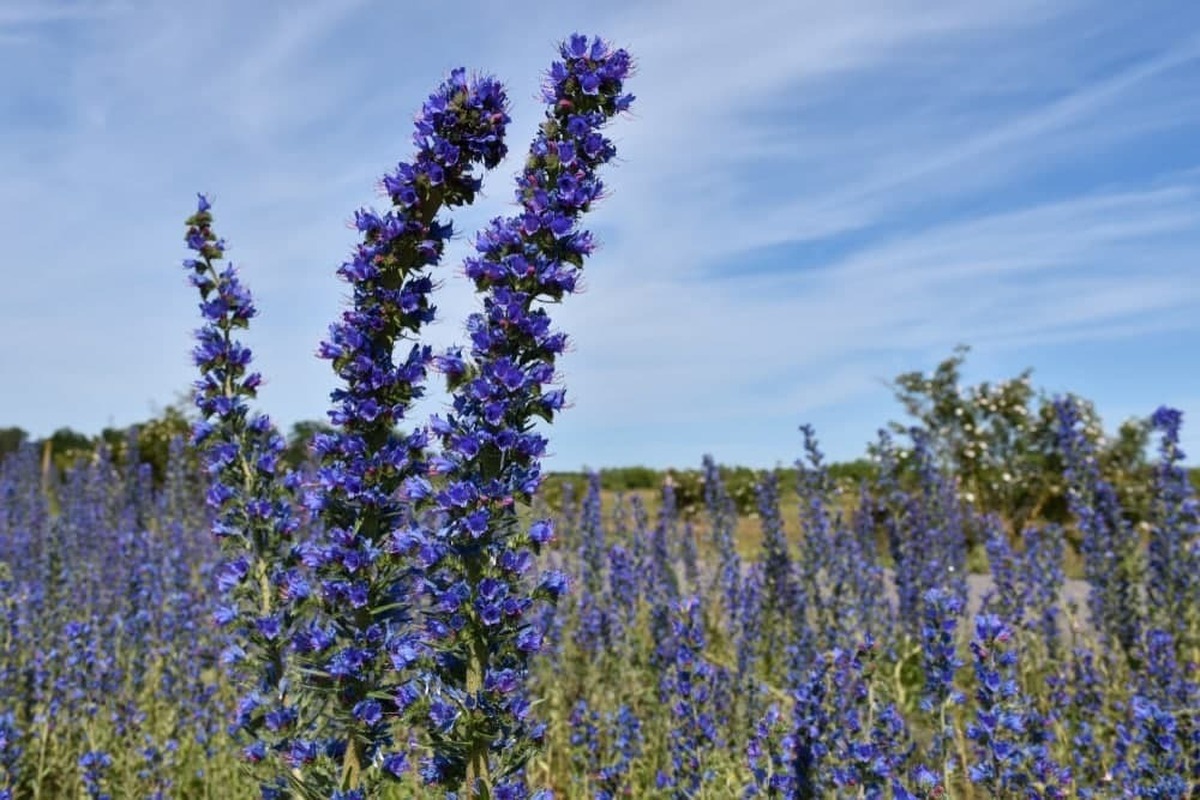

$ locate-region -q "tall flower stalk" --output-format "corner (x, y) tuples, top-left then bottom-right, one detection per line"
(1054, 397), (1143, 657)
(1146, 407), (1199, 655)
(965, 614), (1068, 796)
(177, 42), (632, 798)
(182, 196), (306, 794)
(305, 69), (512, 795)
(413, 35), (634, 796)
(704, 455), (743, 630)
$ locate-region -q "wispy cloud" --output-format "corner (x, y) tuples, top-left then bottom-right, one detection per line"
(1, 0), (1197, 466)
(0, 1), (127, 27)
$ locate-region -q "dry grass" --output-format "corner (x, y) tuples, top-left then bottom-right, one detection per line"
(542, 486), (1091, 579)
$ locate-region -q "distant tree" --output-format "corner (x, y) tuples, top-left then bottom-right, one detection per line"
(46, 427), (93, 466)
(886, 345), (1150, 533)
(536, 471), (588, 514)
(826, 458), (879, 486)
(133, 404), (196, 482)
(0, 427), (27, 458)
(38, 403), (199, 482)
(98, 426), (127, 452)
(600, 465), (660, 491)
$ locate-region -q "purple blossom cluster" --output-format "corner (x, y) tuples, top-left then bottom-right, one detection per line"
(530, 416), (1197, 796)
(394, 35), (633, 794)
(5, 399), (1199, 797)
(704, 454), (744, 628)
(795, 425), (890, 652)
(297, 67), (516, 794)
(1147, 406), (1200, 647)
(568, 700), (643, 799)
(172, 33), (634, 800)
(0, 442), (233, 797)
(1055, 397), (1144, 655)
(657, 597), (722, 795)
(0, 712), (20, 799)
(182, 197), (309, 793)
(964, 614), (1069, 795)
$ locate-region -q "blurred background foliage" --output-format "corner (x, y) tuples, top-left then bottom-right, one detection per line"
(4, 346), (1195, 525)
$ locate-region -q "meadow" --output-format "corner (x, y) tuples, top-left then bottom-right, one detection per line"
(0, 408), (1197, 798)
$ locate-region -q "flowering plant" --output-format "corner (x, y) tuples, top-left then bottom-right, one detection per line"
(182, 35), (633, 799)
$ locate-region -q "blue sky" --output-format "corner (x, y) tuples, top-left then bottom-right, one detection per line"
(2, 0), (1198, 469)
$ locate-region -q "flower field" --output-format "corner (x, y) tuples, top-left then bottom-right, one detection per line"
(1, 407), (1198, 797)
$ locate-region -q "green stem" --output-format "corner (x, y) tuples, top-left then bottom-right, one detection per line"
(340, 735), (363, 792)
(32, 714), (50, 800)
(940, 699), (952, 792)
(464, 558), (492, 798)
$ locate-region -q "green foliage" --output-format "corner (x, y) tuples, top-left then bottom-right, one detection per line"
(539, 461), (876, 520)
(4, 404), (200, 482)
(0, 426), (27, 458)
(129, 404), (195, 483)
(886, 345), (1152, 534)
(92, 407), (197, 483)
(537, 472), (589, 513)
(599, 465), (660, 491)
(825, 457), (879, 485)
(48, 426), (93, 466)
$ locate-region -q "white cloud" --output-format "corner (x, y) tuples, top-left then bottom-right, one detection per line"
(0, 1), (127, 27)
